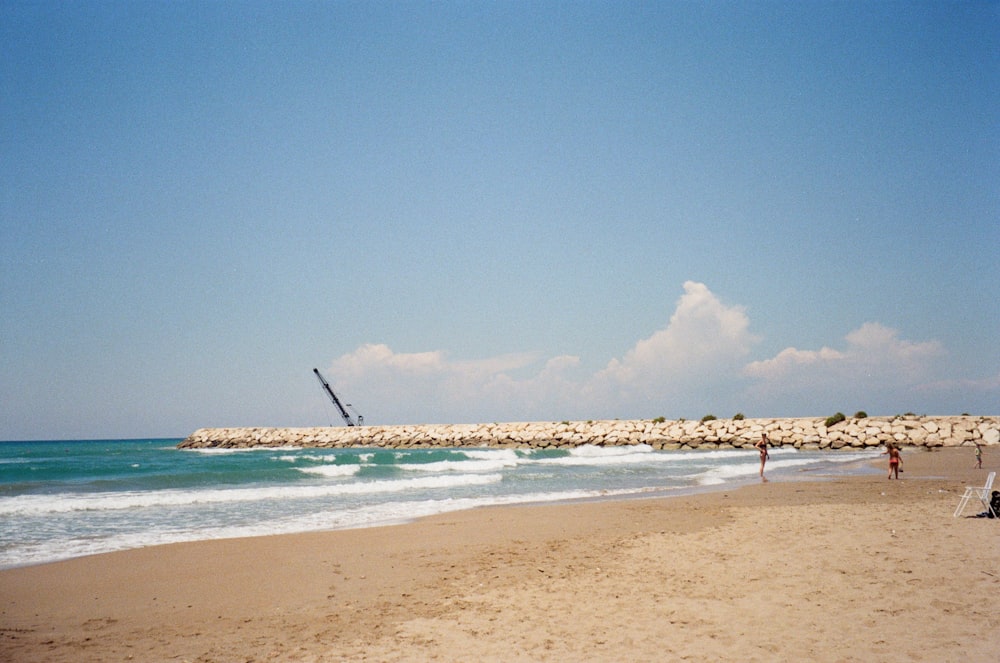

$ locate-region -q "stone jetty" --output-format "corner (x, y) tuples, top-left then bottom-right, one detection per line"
(179, 415), (999, 451)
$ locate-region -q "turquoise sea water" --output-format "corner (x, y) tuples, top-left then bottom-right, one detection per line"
(0, 438), (879, 569)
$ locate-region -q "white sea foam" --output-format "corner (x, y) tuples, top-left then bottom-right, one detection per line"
(695, 450), (877, 485)
(398, 457), (521, 473)
(462, 448), (521, 462)
(531, 444), (800, 468)
(278, 453), (344, 464)
(696, 462), (762, 485)
(189, 447), (255, 454)
(189, 445), (303, 454)
(0, 441), (883, 570)
(536, 444), (684, 467)
(569, 443), (654, 456)
(296, 464), (363, 478)
(0, 487), (652, 569)
(0, 473), (503, 516)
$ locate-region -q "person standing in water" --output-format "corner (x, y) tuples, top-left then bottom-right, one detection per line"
(755, 433), (770, 480)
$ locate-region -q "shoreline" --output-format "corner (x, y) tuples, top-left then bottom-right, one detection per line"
(0, 446), (883, 572)
(3, 447), (998, 661)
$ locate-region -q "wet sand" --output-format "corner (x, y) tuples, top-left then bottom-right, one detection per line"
(2, 446), (998, 662)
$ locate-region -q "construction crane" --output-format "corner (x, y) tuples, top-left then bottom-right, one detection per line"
(312, 368), (363, 426)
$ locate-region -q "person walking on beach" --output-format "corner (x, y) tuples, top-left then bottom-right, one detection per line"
(974, 442), (983, 469)
(883, 443), (902, 479)
(755, 433), (770, 479)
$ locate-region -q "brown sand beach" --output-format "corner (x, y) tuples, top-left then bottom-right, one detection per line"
(2, 446), (998, 662)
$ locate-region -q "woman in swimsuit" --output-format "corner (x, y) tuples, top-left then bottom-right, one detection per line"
(755, 433), (770, 479)
(883, 442), (902, 479)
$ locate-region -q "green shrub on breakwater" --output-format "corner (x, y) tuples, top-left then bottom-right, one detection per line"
(825, 412), (847, 427)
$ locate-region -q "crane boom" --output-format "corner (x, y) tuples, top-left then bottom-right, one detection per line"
(312, 368), (359, 426)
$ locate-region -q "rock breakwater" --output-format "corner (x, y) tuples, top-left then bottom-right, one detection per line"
(179, 415), (999, 451)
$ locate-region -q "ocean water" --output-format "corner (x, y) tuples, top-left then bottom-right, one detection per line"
(0, 438), (880, 569)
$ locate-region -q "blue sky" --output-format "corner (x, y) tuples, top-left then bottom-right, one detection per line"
(2, 1), (997, 440)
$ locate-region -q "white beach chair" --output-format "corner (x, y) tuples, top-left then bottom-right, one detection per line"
(953, 471), (996, 517)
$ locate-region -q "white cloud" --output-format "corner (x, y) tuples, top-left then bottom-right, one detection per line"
(332, 343), (448, 377)
(741, 322), (946, 414)
(328, 344), (544, 423)
(579, 281), (760, 417)
(328, 343), (580, 424)
(596, 281), (756, 387)
(321, 285), (979, 424)
(326, 282), (760, 423)
(742, 346), (846, 376)
(916, 372), (1000, 394)
(744, 322), (943, 382)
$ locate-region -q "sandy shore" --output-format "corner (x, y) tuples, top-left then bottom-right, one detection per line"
(2, 447), (998, 662)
